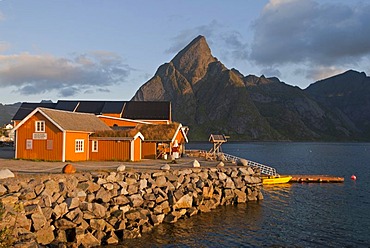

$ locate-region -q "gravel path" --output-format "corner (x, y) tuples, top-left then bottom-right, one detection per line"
(0, 147), (223, 174)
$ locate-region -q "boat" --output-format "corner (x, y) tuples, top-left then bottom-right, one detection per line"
(262, 175), (292, 185)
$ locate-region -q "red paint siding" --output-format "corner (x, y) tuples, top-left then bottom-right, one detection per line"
(142, 142), (157, 159)
(16, 113), (63, 161)
(89, 140), (131, 161)
(64, 132), (90, 161)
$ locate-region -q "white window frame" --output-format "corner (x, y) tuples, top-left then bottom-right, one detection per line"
(92, 140), (98, 152)
(75, 139), (84, 153)
(35, 121), (45, 132)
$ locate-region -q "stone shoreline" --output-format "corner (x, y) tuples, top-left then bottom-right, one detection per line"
(0, 163), (263, 247)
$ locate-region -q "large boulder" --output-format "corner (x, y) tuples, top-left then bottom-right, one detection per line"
(62, 164), (76, 174)
(0, 169), (14, 179)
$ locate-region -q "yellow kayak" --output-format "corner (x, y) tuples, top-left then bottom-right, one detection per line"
(262, 176), (292, 185)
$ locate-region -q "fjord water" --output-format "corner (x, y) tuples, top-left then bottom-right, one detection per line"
(122, 142), (370, 247)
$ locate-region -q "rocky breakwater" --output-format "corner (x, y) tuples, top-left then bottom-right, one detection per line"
(0, 166), (262, 247)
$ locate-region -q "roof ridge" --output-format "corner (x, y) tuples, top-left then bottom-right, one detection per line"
(38, 107), (96, 116)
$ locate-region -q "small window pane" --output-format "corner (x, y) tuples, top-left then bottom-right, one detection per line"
(35, 121), (45, 132)
(75, 139), (84, 153)
(92, 140), (98, 152)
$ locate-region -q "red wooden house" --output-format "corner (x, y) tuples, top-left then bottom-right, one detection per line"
(13, 108), (144, 162)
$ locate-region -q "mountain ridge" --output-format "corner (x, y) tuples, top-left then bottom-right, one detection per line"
(132, 35), (368, 141)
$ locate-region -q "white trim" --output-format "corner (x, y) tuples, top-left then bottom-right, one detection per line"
(13, 108), (65, 132)
(130, 140), (134, 161)
(97, 115), (152, 125)
(75, 139), (84, 153)
(62, 131), (66, 162)
(35, 120), (45, 132)
(92, 140), (98, 152)
(172, 123), (189, 143)
(133, 132), (145, 141)
(139, 138), (142, 160)
(15, 130), (18, 159)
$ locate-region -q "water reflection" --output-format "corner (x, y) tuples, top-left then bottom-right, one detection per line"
(120, 203), (265, 247)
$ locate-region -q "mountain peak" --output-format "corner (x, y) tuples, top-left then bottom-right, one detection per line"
(171, 35), (217, 84)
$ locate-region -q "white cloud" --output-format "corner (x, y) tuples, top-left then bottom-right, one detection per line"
(303, 66), (345, 82)
(250, 0), (370, 68)
(0, 52), (131, 97)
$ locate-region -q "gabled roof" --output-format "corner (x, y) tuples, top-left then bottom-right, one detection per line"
(14, 107), (111, 133)
(12, 102), (57, 121)
(136, 122), (188, 142)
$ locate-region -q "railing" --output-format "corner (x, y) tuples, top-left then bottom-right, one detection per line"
(187, 149), (278, 176)
(222, 153), (277, 176)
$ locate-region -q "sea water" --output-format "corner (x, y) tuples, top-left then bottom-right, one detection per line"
(120, 142), (370, 247)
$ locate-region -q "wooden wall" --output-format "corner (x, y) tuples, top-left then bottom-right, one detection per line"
(15, 112), (63, 161)
(64, 132), (90, 161)
(142, 142), (157, 159)
(89, 139), (131, 161)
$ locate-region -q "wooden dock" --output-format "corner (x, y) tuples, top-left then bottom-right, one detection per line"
(287, 175), (344, 183)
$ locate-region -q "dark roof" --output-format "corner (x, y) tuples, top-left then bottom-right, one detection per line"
(123, 101), (171, 120)
(101, 101), (125, 114)
(12, 102), (57, 121)
(74, 101), (106, 114)
(54, 101), (79, 111)
(13, 100), (171, 121)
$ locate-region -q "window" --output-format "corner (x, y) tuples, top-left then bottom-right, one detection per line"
(35, 121), (45, 132)
(26, 139), (33, 150)
(92, 140), (98, 152)
(75, 139), (84, 153)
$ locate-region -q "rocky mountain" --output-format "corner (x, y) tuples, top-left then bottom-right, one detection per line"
(132, 35), (364, 141)
(305, 70), (370, 139)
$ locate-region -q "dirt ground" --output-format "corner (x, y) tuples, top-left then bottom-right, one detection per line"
(0, 147), (222, 174)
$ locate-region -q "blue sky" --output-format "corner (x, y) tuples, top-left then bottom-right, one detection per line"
(1, 0), (369, 104)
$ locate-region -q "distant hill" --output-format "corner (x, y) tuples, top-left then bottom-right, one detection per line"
(0, 102), (21, 126)
(132, 35), (367, 141)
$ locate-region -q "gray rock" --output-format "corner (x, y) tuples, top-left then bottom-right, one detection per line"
(117, 164), (126, 172)
(216, 161), (225, 167)
(92, 203), (107, 218)
(192, 159), (200, 168)
(174, 194), (193, 209)
(129, 194), (144, 208)
(53, 202), (68, 219)
(0, 169), (14, 179)
(35, 225), (54, 245)
(155, 176), (167, 187)
(160, 164), (171, 171)
(237, 158), (248, 166)
(54, 219), (77, 230)
(234, 189), (247, 203)
(31, 212), (47, 231)
(80, 232), (101, 247)
(65, 197), (80, 209)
